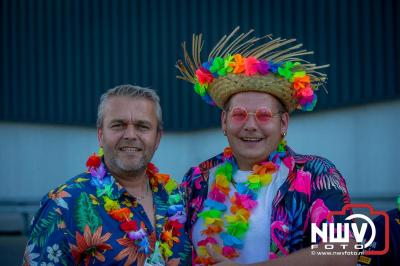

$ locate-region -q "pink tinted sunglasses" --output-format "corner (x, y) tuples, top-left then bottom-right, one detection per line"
(228, 106), (283, 124)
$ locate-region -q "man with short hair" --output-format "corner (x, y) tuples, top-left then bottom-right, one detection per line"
(23, 85), (191, 265)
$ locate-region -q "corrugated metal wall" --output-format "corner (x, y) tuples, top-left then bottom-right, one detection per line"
(1, 0), (399, 131)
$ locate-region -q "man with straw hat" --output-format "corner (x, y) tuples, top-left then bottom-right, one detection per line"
(177, 28), (357, 265)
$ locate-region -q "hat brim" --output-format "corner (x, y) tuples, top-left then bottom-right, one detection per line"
(208, 73), (298, 112)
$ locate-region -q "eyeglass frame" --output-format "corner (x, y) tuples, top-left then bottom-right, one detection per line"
(225, 105), (284, 124)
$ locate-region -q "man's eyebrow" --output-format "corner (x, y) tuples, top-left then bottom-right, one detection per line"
(135, 120), (152, 126)
(109, 119), (126, 124)
(108, 119), (153, 126)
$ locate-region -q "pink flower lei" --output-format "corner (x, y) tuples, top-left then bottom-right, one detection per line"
(195, 140), (291, 265)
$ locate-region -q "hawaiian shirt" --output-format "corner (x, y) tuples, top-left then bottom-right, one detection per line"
(181, 146), (352, 262)
(357, 208), (400, 266)
(23, 163), (192, 266)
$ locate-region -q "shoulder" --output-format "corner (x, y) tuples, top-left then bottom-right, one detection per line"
(24, 173), (92, 265)
(289, 147), (341, 177)
(288, 147), (350, 196)
(181, 152), (225, 185)
(36, 172), (94, 215)
(47, 172), (94, 196)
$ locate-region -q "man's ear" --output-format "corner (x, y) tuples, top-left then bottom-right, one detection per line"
(280, 112), (289, 135)
(221, 110), (227, 134)
(154, 129), (163, 150)
(97, 127), (103, 148)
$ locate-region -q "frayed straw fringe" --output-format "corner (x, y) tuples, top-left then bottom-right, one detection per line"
(176, 27), (328, 89)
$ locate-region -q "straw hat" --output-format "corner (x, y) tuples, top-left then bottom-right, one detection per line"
(176, 27), (328, 112)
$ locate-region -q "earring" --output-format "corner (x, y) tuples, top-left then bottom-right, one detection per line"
(223, 130), (227, 136)
(282, 132), (287, 137)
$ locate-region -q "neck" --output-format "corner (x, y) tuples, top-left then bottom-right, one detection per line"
(238, 163), (253, 171)
(236, 160), (256, 171)
(116, 172), (150, 200)
(111, 169), (148, 192)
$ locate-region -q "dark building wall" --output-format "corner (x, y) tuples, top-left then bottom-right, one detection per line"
(1, 0), (399, 131)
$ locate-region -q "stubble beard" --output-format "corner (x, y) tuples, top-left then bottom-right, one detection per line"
(115, 154), (147, 176)
(104, 147), (153, 179)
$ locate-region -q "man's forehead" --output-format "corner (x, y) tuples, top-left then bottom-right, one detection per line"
(103, 97), (157, 121)
(228, 91), (279, 107)
(106, 95), (153, 105)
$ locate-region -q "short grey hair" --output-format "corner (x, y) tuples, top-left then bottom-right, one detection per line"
(97, 84), (163, 130)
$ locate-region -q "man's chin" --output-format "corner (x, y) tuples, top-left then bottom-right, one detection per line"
(115, 159), (146, 173)
(240, 152), (268, 163)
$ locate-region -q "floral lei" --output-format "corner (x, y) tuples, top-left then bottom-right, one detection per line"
(85, 148), (186, 262)
(196, 140), (291, 265)
(194, 54), (316, 111)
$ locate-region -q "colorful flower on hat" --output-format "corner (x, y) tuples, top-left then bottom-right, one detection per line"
(208, 55), (236, 77)
(210, 57), (229, 76)
(194, 82), (208, 96)
(223, 55), (234, 73)
(244, 57), (259, 76)
(292, 71), (310, 89)
(196, 67), (214, 85)
(278, 61), (300, 80)
(193, 52), (318, 111)
(257, 59), (270, 75)
(293, 72), (313, 97)
(269, 61), (282, 73)
(230, 54), (246, 74)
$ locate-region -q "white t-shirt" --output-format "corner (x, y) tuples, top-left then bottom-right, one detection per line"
(192, 164), (289, 264)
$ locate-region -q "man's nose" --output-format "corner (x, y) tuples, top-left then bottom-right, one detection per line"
(243, 114), (258, 131)
(123, 124), (137, 139)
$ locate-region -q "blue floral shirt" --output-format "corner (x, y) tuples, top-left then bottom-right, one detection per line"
(23, 162), (191, 266)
